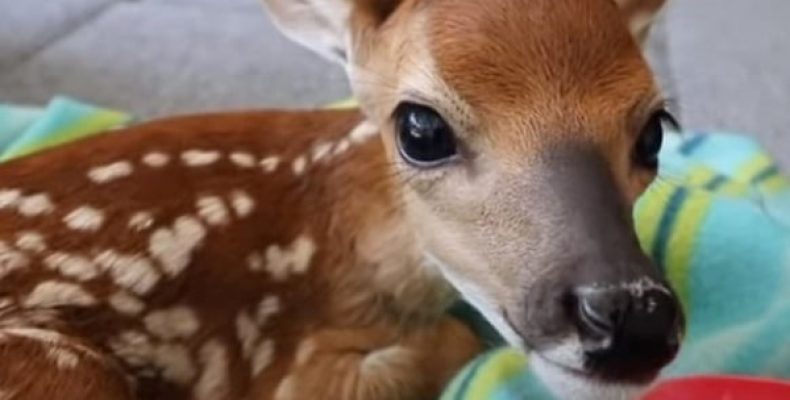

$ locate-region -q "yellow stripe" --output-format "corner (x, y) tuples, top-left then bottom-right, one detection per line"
(635, 183), (675, 254)
(8, 111), (129, 160)
(664, 191), (713, 313)
(465, 349), (529, 399)
(685, 166), (717, 187)
(718, 181), (751, 197)
(325, 98), (359, 109)
(734, 153), (773, 183)
(760, 174), (790, 194)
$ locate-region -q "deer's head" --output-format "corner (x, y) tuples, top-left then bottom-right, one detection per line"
(264, 0), (683, 396)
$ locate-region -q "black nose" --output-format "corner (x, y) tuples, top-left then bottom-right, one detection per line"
(571, 283), (683, 382)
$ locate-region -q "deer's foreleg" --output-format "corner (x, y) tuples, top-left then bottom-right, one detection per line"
(268, 316), (481, 400)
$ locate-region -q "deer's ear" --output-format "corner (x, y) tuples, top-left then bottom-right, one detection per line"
(263, 0), (353, 63)
(263, 0), (401, 64)
(612, 0), (668, 44)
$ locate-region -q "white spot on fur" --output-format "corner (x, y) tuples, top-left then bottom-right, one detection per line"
(24, 281), (97, 308)
(88, 161), (134, 184)
(108, 330), (153, 367)
(311, 142), (334, 163)
(15, 231), (46, 253)
(251, 339), (275, 377)
(196, 195), (230, 226)
(194, 339), (230, 400)
(0, 297), (13, 311)
(260, 156), (281, 173)
(294, 339), (316, 367)
(129, 211), (155, 231)
(63, 206), (105, 232)
(265, 235), (316, 281)
(235, 311), (258, 359)
(0, 189), (21, 209)
(94, 258), (137, 297)
(47, 347), (79, 369)
(0, 241), (29, 279)
(291, 156), (307, 175)
(181, 150), (221, 167)
(108, 291), (146, 316)
(144, 307), (200, 340)
(255, 296), (280, 326)
(149, 216), (207, 277)
(274, 375), (297, 400)
(44, 252), (99, 281)
(142, 152), (170, 168)
(155, 343), (197, 384)
(230, 152), (256, 169)
(332, 139), (351, 157)
(229, 190), (255, 218)
(246, 252), (264, 272)
(348, 121), (378, 144)
(18, 193), (54, 216)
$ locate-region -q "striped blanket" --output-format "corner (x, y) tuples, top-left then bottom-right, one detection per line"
(443, 132), (790, 399)
(1, 97), (788, 399)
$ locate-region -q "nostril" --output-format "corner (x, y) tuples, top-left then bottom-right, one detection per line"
(571, 289), (630, 347)
(578, 294), (617, 335)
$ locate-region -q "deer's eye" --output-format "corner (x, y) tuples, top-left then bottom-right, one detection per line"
(395, 103), (458, 167)
(634, 110), (678, 169)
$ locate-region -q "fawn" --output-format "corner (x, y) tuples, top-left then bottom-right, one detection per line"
(0, 0), (683, 399)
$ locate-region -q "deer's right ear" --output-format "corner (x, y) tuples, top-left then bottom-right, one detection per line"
(263, 0), (353, 63)
(264, 0), (402, 64)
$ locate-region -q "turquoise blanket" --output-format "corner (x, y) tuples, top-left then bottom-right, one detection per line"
(1, 97), (788, 399)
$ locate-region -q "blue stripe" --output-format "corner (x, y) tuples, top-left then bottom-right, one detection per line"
(453, 352), (496, 400)
(679, 134), (707, 155)
(751, 165), (779, 183)
(651, 188), (688, 269)
(705, 175), (728, 191)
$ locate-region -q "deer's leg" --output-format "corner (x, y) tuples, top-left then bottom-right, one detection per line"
(0, 326), (133, 400)
(270, 316), (482, 400)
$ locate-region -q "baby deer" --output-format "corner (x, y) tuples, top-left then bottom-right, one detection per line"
(0, 0), (682, 399)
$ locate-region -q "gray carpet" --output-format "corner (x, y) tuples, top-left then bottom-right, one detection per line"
(0, 0), (787, 168)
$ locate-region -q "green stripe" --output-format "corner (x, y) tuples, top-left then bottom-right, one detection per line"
(704, 175), (728, 191)
(651, 188), (688, 270)
(751, 165), (779, 184)
(679, 134), (707, 155)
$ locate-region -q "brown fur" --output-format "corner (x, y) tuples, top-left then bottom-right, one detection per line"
(0, 110), (479, 399)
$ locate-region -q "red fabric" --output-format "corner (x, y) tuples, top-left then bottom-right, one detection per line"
(643, 375), (790, 400)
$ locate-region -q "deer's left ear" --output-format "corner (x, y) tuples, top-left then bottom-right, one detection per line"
(613, 0), (668, 44)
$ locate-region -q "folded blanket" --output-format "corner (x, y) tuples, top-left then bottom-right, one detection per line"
(2, 97), (787, 399)
(0, 96), (130, 161)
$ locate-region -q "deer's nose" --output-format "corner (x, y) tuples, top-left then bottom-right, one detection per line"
(571, 282), (683, 382)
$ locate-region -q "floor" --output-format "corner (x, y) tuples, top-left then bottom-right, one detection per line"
(0, 0), (788, 168)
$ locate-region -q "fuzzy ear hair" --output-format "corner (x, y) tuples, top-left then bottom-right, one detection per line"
(263, 0), (401, 64)
(263, 0), (352, 63)
(612, 0), (668, 43)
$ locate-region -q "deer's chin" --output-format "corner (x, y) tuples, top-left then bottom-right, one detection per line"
(531, 354), (654, 400)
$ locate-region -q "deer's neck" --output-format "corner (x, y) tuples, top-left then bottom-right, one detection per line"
(316, 120), (457, 329)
